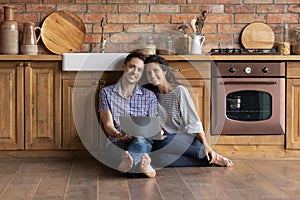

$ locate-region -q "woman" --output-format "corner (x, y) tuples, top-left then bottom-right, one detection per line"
(144, 55), (233, 167)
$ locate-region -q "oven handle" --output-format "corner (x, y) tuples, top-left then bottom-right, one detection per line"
(221, 81), (277, 85)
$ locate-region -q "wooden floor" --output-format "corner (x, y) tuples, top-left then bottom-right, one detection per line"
(0, 156), (299, 200)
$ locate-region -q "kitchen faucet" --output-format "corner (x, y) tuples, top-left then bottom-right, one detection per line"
(100, 15), (107, 53)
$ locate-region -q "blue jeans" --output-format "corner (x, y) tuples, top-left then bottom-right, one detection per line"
(102, 137), (152, 172)
(121, 137), (152, 166)
(151, 133), (208, 167)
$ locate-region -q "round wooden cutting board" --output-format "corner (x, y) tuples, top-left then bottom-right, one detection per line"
(41, 11), (86, 55)
(241, 22), (275, 49)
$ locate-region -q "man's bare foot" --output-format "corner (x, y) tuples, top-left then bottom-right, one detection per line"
(140, 153), (156, 178)
(118, 151), (133, 173)
(213, 153), (233, 167)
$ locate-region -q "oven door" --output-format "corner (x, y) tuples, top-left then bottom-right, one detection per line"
(211, 77), (285, 135)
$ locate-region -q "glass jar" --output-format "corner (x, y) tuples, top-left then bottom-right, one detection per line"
(175, 34), (189, 55)
(277, 23), (290, 55)
(292, 27), (300, 55)
(142, 35), (156, 55)
(166, 34), (174, 54)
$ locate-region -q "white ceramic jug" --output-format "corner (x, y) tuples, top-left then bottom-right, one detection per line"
(190, 34), (205, 54)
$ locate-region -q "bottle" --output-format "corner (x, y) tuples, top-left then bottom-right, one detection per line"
(278, 23), (290, 55)
(0, 5), (19, 54)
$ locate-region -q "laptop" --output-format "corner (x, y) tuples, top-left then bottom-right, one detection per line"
(119, 116), (164, 140)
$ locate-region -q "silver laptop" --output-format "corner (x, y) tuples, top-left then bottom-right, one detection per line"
(119, 116), (163, 140)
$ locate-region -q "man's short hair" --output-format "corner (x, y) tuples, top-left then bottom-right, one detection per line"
(124, 51), (146, 65)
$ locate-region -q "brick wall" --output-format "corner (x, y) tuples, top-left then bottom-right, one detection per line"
(1, 0), (299, 54)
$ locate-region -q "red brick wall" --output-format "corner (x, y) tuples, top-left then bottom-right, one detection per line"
(1, 1), (299, 54)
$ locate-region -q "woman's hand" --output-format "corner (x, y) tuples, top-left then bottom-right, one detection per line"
(206, 148), (217, 164)
(195, 133), (215, 162)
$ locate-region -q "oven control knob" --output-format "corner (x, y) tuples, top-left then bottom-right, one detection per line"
(244, 67), (252, 74)
(262, 67), (270, 73)
(229, 67), (237, 73)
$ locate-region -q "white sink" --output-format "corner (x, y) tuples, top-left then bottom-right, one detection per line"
(62, 53), (129, 71)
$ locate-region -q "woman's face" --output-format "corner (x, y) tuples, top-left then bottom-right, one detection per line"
(146, 62), (166, 86)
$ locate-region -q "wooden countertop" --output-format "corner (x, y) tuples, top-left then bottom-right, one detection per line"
(163, 54), (300, 61)
(0, 54), (62, 61)
(1, 54), (300, 61)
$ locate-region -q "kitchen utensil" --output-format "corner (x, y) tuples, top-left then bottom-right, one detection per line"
(41, 10), (86, 55)
(191, 19), (197, 34)
(194, 10), (207, 35)
(241, 22), (275, 49)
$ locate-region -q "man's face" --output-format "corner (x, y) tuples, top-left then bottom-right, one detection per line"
(122, 57), (144, 84)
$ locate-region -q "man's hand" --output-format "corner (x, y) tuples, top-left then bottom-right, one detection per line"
(117, 132), (132, 142)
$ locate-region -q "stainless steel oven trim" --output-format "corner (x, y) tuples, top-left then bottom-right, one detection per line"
(221, 81), (277, 85)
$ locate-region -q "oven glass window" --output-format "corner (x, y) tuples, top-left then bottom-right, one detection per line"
(226, 91), (272, 121)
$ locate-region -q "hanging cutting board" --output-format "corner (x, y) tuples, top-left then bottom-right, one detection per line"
(241, 22), (275, 49)
(41, 11), (86, 55)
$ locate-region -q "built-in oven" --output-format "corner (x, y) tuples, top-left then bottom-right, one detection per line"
(211, 61), (285, 135)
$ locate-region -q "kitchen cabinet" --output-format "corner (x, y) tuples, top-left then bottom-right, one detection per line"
(6, 55), (300, 158)
(25, 61), (61, 149)
(0, 61), (24, 149)
(62, 71), (122, 150)
(185, 79), (210, 136)
(0, 60), (61, 150)
(286, 62), (300, 149)
(169, 61), (211, 137)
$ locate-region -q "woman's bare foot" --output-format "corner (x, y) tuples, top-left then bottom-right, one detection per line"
(140, 153), (156, 178)
(118, 151), (134, 173)
(213, 153), (234, 167)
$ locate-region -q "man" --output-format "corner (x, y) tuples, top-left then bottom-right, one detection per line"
(99, 52), (158, 178)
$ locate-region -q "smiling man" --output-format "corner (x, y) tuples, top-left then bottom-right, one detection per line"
(99, 52), (158, 178)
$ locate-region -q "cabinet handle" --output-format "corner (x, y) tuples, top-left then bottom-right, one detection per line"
(16, 63), (23, 67)
(24, 62), (30, 67)
(100, 80), (106, 85)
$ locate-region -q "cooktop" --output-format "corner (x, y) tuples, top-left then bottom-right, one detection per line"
(210, 48), (279, 55)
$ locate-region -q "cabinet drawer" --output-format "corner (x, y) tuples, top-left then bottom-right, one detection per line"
(287, 62), (300, 78)
(169, 61), (210, 79)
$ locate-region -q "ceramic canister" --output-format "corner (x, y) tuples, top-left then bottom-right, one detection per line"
(0, 5), (19, 54)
